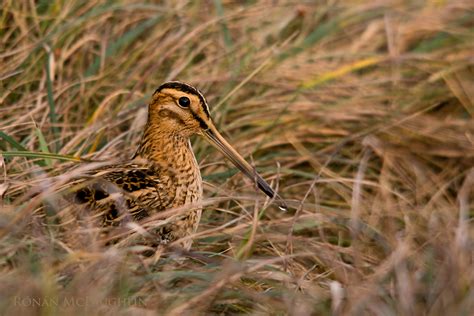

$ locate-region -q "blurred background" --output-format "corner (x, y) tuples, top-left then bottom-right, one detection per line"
(1, 0), (473, 314)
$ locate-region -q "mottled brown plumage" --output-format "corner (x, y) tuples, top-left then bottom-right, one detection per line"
(67, 81), (285, 250)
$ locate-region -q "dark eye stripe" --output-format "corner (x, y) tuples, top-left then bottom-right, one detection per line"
(190, 111), (208, 130)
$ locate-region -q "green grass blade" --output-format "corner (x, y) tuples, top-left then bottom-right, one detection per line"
(85, 16), (162, 77)
(1, 151), (83, 163)
(0, 131), (29, 151)
(34, 128), (52, 166)
(412, 32), (456, 53)
(278, 18), (339, 61)
(213, 0), (233, 49)
(45, 48), (60, 151)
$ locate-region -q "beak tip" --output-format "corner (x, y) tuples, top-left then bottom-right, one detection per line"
(205, 128), (288, 211)
(276, 197), (288, 211)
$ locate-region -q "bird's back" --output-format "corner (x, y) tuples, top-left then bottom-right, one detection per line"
(63, 158), (202, 250)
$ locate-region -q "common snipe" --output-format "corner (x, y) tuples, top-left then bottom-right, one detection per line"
(67, 81), (286, 250)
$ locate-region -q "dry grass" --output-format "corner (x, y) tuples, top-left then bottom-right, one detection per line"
(1, 1), (473, 315)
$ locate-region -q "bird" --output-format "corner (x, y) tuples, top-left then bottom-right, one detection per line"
(63, 81), (286, 251)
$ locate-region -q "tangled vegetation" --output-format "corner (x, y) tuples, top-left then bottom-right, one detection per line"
(1, 1), (473, 314)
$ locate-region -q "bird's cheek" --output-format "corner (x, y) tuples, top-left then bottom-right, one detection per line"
(158, 109), (186, 126)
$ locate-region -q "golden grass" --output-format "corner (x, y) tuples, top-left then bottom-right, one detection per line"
(1, 1), (473, 314)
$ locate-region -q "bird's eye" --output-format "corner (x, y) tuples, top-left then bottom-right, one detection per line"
(178, 96), (190, 108)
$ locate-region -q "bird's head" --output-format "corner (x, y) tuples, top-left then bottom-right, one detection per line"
(149, 81), (287, 210)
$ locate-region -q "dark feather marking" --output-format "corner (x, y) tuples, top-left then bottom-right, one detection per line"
(190, 110), (209, 130)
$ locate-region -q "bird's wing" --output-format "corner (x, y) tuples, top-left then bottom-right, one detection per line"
(69, 163), (176, 225)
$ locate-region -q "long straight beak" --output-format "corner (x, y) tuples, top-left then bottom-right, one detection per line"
(203, 126), (287, 211)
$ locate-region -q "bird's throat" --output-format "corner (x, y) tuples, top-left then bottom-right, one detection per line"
(133, 124), (201, 184)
